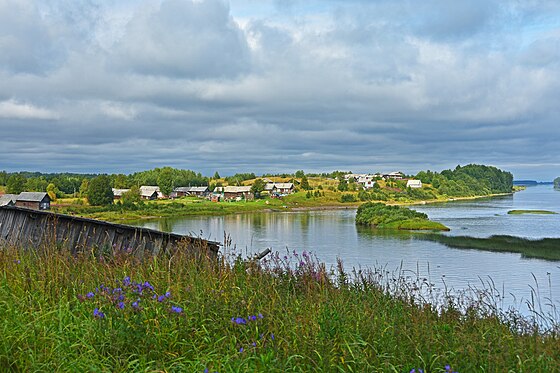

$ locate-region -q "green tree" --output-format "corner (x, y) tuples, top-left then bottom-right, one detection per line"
(295, 170), (305, 178)
(213, 171), (221, 179)
(337, 179), (348, 192)
(300, 175), (311, 190)
(121, 186), (141, 204)
(157, 168), (174, 197)
(113, 174), (129, 189)
(87, 175), (114, 206)
(554, 177), (560, 189)
(46, 183), (59, 201)
(79, 179), (89, 197)
(250, 179), (266, 198)
(6, 174), (26, 194)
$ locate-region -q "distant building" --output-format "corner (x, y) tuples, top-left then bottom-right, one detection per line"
(264, 182), (295, 195)
(171, 186), (210, 198)
(383, 172), (404, 180)
(139, 186), (160, 200)
(0, 194), (17, 207)
(214, 186), (254, 201)
(15, 192), (51, 210)
(112, 188), (130, 199)
(406, 180), (423, 189)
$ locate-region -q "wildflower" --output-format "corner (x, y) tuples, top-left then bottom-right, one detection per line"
(143, 281), (154, 291)
(258, 313), (263, 319)
(117, 294), (125, 301)
(252, 342), (256, 347)
(165, 291), (171, 298)
(158, 295), (166, 302)
(14, 259), (21, 264)
(445, 366), (450, 372)
(117, 302), (125, 309)
(239, 347), (244, 353)
(271, 333), (274, 340)
(112, 288), (122, 294)
(86, 292), (95, 299)
(93, 308), (105, 319)
(249, 315), (257, 321)
(132, 300), (140, 309)
(231, 317), (247, 325)
(171, 306), (183, 313)
(123, 276), (131, 286)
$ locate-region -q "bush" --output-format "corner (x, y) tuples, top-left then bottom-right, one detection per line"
(340, 194), (356, 203)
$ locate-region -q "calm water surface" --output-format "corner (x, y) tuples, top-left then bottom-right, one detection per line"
(136, 185), (560, 318)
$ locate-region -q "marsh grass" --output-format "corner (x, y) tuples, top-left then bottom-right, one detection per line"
(0, 241), (559, 372)
(420, 234), (560, 261)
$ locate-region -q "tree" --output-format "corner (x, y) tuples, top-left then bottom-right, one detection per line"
(79, 179), (89, 197)
(46, 183), (59, 201)
(250, 179), (266, 198)
(554, 177), (560, 189)
(213, 171), (221, 179)
(300, 175), (311, 190)
(157, 168), (174, 197)
(113, 174), (129, 189)
(337, 179), (348, 192)
(121, 186), (141, 204)
(87, 175), (114, 206)
(6, 174), (26, 194)
(295, 170), (305, 178)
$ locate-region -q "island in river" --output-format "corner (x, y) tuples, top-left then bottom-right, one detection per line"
(355, 202), (450, 231)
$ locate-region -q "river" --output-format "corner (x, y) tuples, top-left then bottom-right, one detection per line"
(134, 185), (560, 320)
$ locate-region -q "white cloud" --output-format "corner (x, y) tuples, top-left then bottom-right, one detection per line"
(0, 99), (59, 120)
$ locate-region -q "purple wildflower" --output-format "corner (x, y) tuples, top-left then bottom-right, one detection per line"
(249, 315), (257, 321)
(117, 302), (125, 309)
(123, 276), (131, 286)
(132, 300), (140, 309)
(252, 342), (256, 347)
(165, 291), (171, 298)
(258, 313), (263, 319)
(158, 295), (166, 302)
(143, 281), (154, 291)
(271, 333), (274, 340)
(239, 347), (244, 353)
(232, 317), (247, 325)
(86, 292), (95, 299)
(445, 365), (451, 372)
(93, 308), (105, 319)
(14, 259), (21, 264)
(171, 306), (183, 313)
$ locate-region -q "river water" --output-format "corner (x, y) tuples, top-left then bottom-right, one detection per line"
(135, 185), (560, 320)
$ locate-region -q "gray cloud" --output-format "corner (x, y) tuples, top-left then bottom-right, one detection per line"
(0, 0), (559, 181)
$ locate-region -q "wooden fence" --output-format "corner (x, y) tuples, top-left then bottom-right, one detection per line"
(0, 206), (220, 258)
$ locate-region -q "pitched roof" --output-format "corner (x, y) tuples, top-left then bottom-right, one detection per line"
(17, 192), (50, 202)
(112, 188), (130, 197)
(189, 186), (209, 192)
(0, 194), (17, 206)
(139, 186), (160, 197)
(221, 186), (252, 193)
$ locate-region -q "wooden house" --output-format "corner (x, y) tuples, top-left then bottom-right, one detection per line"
(139, 186), (159, 200)
(15, 192), (51, 210)
(406, 179), (422, 188)
(0, 194), (17, 207)
(112, 188), (130, 199)
(214, 186), (254, 201)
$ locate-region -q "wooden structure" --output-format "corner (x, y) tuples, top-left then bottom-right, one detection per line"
(15, 192), (51, 210)
(0, 206), (220, 258)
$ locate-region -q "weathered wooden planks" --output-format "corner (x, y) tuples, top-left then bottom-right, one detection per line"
(0, 206), (219, 258)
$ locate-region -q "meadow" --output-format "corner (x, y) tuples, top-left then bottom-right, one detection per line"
(1, 241), (559, 372)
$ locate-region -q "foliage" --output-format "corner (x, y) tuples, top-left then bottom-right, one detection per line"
(46, 183), (60, 201)
(356, 202), (449, 230)
(224, 173), (256, 185)
(416, 164), (513, 197)
(157, 167), (174, 196)
(294, 170), (305, 178)
(121, 186), (141, 205)
(0, 246), (558, 371)
(554, 177), (560, 189)
(79, 179), (89, 197)
(337, 179), (348, 192)
(113, 174), (129, 189)
(87, 175), (114, 206)
(6, 174), (26, 194)
(213, 171), (220, 179)
(250, 179), (267, 198)
(300, 175), (311, 190)
(340, 193), (357, 203)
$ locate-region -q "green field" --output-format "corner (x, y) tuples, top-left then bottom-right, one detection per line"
(1, 243), (558, 372)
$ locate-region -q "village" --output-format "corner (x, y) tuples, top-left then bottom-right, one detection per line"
(0, 171), (423, 211)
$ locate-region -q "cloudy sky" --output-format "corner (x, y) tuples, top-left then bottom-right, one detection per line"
(1, 0), (559, 180)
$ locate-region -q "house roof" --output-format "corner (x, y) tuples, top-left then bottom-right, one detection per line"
(189, 186), (209, 192)
(112, 188), (130, 196)
(406, 179), (422, 186)
(274, 183), (294, 189)
(17, 192), (50, 202)
(217, 186), (252, 193)
(140, 186), (160, 197)
(0, 194), (18, 206)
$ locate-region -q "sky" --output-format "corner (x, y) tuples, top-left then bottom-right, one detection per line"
(0, 0), (559, 180)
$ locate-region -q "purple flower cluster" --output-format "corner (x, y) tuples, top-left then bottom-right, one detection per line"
(78, 276), (184, 318)
(410, 365), (458, 373)
(231, 313), (264, 325)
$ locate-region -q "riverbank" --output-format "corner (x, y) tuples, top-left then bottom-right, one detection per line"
(1, 243), (558, 372)
(52, 191), (515, 223)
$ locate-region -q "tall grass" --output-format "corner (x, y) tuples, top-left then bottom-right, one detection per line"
(0, 241), (558, 372)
